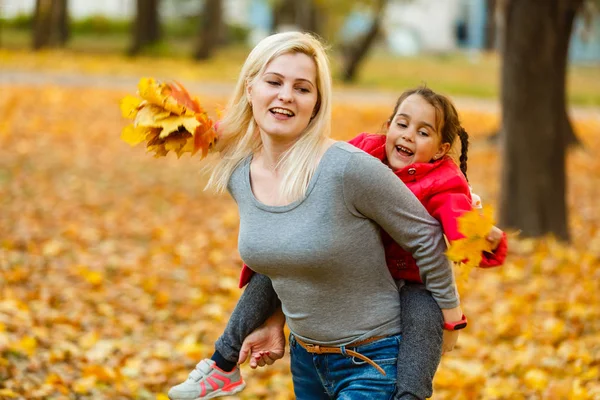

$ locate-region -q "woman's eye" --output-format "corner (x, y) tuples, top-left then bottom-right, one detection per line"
(296, 87), (310, 93)
(267, 81), (280, 86)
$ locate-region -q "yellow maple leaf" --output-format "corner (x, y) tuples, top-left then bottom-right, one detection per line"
(137, 78), (196, 117)
(134, 105), (200, 139)
(446, 205), (495, 269)
(458, 205), (494, 238)
(164, 136), (189, 154)
(157, 116), (200, 139)
(119, 95), (142, 119)
(121, 125), (149, 146)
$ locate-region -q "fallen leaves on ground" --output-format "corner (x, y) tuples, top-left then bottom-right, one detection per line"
(1, 85), (599, 399)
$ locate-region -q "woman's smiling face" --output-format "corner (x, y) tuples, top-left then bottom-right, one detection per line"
(385, 94), (449, 171)
(248, 52), (318, 143)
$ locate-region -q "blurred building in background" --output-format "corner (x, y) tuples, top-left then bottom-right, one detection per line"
(2, 0), (599, 62)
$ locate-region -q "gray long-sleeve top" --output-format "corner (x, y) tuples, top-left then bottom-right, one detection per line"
(228, 142), (458, 346)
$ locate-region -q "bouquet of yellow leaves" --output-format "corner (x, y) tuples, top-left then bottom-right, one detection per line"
(446, 205), (496, 270)
(119, 78), (217, 158)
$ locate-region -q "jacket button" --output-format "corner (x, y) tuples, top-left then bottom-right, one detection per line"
(408, 168), (416, 175)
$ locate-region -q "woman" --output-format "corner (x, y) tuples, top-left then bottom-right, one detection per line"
(169, 31), (461, 400)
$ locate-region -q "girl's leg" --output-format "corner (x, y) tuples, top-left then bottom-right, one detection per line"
(214, 272), (280, 364)
(168, 273), (279, 400)
(395, 283), (443, 400)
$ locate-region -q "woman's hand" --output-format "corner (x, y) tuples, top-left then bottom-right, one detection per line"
(486, 226), (504, 251)
(238, 308), (286, 368)
(442, 330), (459, 354)
(441, 306), (463, 354)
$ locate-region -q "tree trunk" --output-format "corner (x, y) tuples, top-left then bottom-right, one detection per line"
(195, 0), (223, 60)
(33, 0), (69, 50)
(56, 0), (69, 44)
(129, 0), (161, 56)
(499, 0), (583, 241)
(341, 0), (387, 82)
(484, 0), (496, 50)
(274, 0), (296, 30)
(273, 0), (320, 34)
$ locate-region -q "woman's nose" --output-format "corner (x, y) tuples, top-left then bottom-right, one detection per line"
(278, 84), (293, 102)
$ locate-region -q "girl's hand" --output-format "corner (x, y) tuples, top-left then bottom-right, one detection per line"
(486, 226), (504, 251)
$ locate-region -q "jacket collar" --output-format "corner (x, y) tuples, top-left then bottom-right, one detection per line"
(395, 158), (449, 182)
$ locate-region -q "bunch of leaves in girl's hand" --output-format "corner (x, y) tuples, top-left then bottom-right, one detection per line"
(120, 78), (217, 158)
(446, 205), (495, 269)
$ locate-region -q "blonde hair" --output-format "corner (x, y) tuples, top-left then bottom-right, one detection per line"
(206, 31), (333, 202)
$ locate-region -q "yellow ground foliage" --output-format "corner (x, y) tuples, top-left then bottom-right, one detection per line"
(1, 85), (599, 399)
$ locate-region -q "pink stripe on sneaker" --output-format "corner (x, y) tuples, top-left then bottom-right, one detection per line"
(211, 374), (231, 385)
(222, 380), (245, 391)
(199, 381), (206, 397)
(207, 377), (220, 390)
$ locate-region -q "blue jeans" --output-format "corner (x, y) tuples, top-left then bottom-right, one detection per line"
(290, 334), (401, 400)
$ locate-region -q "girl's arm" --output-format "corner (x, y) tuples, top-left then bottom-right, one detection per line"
(425, 173), (508, 267)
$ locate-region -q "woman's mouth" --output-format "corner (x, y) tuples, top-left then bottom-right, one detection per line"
(270, 108), (295, 119)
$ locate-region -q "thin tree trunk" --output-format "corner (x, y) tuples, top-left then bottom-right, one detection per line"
(484, 0), (496, 50)
(195, 0), (223, 60)
(274, 0), (297, 31)
(341, 0), (387, 82)
(499, 0), (583, 241)
(273, 0), (319, 34)
(296, 0), (320, 34)
(33, 0), (69, 49)
(33, 0), (51, 50)
(56, 0), (69, 45)
(129, 0), (161, 56)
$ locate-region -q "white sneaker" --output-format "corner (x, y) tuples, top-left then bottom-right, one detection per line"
(168, 359), (246, 400)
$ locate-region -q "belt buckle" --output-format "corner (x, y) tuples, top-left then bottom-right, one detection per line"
(305, 343), (322, 354)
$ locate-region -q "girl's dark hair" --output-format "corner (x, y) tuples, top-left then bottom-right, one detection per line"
(387, 86), (469, 180)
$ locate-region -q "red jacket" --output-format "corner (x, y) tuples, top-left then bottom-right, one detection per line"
(238, 133), (507, 287)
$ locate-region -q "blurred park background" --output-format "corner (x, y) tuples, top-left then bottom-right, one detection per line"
(1, 0), (600, 399)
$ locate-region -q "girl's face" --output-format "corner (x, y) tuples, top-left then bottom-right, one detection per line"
(385, 94), (450, 171)
(248, 53), (318, 143)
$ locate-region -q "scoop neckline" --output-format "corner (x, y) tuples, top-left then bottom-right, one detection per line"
(244, 142), (341, 213)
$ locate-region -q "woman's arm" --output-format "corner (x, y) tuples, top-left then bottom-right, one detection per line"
(238, 307), (286, 368)
(214, 273), (280, 363)
(342, 151), (459, 309)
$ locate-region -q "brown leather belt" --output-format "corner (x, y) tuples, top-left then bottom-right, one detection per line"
(294, 335), (387, 376)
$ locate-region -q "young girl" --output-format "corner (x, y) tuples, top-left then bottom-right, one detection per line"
(168, 83), (506, 399)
